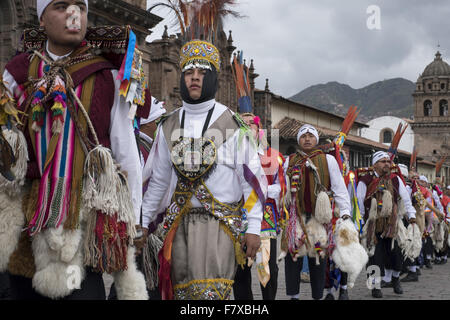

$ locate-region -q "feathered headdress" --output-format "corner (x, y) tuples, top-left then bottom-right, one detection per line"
(320, 105), (360, 175)
(410, 147), (417, 172)
(150, 0), (240, 43)
(387, 122), (408, 161)
(150, 0), (241, 72)
(435, 155), (447, 177)
(334, 105), (360, 149)
(231, 51), (252, 112)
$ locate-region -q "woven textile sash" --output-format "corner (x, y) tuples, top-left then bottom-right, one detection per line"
(287, 149), (330, 215)
(26, 52), (97, 234)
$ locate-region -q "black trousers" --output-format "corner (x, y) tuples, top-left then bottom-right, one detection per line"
(0, 272), (11, 300)
(284, 253), (326, 300)
(324, 257), (348, 289)
(423, 236), (434, 257)
(368, 233), (402, 276)
(8, 268), (105, 300)
(233, 238), (278, 300)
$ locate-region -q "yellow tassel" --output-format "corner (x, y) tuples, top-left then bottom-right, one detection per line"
(51, 101), (64, 114)
(32, 104), (45, 113)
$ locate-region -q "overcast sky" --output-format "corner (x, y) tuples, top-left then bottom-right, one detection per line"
(146, 0), (450, 98)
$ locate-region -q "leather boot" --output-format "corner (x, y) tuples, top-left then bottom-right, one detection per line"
(372, 288), (383, 298)
(392, 276), (403, 294)
(338, 288), (349, 300)
(401, 271), (418, 282)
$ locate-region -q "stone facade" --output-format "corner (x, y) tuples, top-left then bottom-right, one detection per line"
(412, 51), (450, 184)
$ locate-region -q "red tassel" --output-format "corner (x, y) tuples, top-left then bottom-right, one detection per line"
(158, 246), (174, 300)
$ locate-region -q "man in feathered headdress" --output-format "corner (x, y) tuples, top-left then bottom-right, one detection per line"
(141, 8), (266, 298)
(357, 151), (416, 298)
(1, 0), (151, 299)
(232, 112), (286, 300)
(282, 124), (351, 300)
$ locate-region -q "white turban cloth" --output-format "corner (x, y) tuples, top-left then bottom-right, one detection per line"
(372, 151), (390, 166)
(140, 97), (166, 125)
(297, 124), (319, 144)
(398, 163), (408, 178)
(37, 0), (89, 20)
(419, 175), (429, 184)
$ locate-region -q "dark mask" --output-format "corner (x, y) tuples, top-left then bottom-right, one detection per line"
(180, 67), (218, 104)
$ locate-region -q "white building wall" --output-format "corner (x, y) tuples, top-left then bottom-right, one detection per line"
(360, 116), (414, 153)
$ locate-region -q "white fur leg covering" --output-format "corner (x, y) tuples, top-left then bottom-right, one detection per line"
(314, 191), (332, 224)
(0, 192), (25, 271)
(332, 219), (368, 288)
(395, 218), (408, 250)
(32, 226), (85, 299)
(402, 223), (422, 260)
(113, 246), (148, 300)
(0, 129), (28, 271)
(305, 216), (328, 263)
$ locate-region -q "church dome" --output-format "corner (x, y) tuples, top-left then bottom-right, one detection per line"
(421, 51), (450, 78)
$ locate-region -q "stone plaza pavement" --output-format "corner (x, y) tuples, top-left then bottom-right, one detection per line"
(103, 242), (450, 300)
(240, 254), (450, 300)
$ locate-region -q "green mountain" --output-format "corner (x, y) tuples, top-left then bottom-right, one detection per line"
(289, 78), (415, 122)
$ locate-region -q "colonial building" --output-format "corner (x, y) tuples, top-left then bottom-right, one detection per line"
(360, 116), (414, 154)
(412, 50), (450, 184)
(253, 83), (365, 138)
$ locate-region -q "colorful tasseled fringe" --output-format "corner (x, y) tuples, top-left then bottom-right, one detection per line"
(31, 82), (47, 132)
(50, 76), (67, 134)
(86, 210), (129, 274)
(31, 75), (68, 134)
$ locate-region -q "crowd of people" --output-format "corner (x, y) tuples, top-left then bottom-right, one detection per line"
(0, 0), (449, 301)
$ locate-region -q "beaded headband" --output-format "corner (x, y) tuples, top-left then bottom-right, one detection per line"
(180, 40), (221, 73)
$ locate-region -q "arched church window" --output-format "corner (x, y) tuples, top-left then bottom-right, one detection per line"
(440, 99), (448, 116)
(424, 100), (433, 116)
(381, 129), (393, 143)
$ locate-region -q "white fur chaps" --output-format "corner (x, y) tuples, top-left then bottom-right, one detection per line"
(32, 225), (86, 299)
(332, 218), (368, 288)
(402, 223), (422, 260)
(112, 246), (149, 300)
(277, 215), (328, 265)
(0, 191), (25, 271)
(432, 221), (446, 251)
(0, 128), (28, 271)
